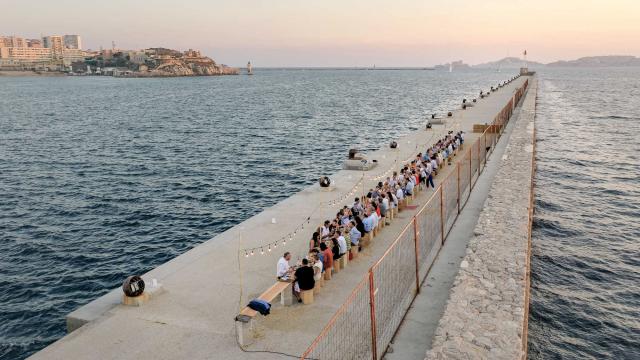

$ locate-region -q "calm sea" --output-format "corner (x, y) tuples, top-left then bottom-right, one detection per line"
(528, 68), (640, 359)
(2, 68), (638, 360)
(0, 69), (513, 359)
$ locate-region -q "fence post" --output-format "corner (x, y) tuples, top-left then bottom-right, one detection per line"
(413, 218), (420, 293)
(440, 188), (445, 245)
(484, 133), (487, 165)
(477, 141), (481, 176)
(457, 163), (461, 214)
(469, 149), (472, 191)
(368, 271), (377, 360)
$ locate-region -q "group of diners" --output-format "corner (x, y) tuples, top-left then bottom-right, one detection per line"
(275, 130), (465, 303)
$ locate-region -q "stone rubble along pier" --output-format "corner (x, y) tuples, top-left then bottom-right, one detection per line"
(425, 78), (537, 360)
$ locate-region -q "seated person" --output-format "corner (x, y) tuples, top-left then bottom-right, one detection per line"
(405, 177), (414, 196)
(337, 230), (347, 258)
(320, 243), (333, 274)
(277, 252), (292, 280)
(294, 259), (315, 302)
(331, 236), (341, 260)
(349, 221), (361, 248)
(311, 254), (323, 282)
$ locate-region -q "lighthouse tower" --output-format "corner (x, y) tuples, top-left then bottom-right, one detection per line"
(520, 50), (529, 75)
(247, 61), (253, 75)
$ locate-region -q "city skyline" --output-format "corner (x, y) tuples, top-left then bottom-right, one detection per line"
(3, 0), (640, 67)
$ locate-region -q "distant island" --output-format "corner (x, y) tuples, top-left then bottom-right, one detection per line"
(434, 60), (471, 71)
(74, 48), (239, 77)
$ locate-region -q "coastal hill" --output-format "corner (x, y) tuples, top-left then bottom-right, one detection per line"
(469, 55), (640, 69)
(77, 48), (238, 77)
(546, 55), (640, 67)
(473, 57), (546, 69)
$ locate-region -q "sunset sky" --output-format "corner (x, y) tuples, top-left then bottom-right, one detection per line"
(4, 0), (639, 66)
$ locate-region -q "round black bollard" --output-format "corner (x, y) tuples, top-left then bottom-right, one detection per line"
(123, 276), (145, 297)
(319, 176), (331, 187)
(447, 112), (452, 117)
(389, 141), (398, 149)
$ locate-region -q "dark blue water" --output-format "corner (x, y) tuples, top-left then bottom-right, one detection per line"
(0, 69), (514, 359)
(529, 68), (640, 359)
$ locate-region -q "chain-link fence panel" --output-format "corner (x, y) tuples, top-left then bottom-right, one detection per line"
(301, 276), (373, 360)
(371, 221), (417, 359)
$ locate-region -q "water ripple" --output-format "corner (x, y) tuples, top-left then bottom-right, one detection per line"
(529, 68), (640, 360)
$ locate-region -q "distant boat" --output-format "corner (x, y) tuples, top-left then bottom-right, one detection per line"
(247, 61), (253, 75)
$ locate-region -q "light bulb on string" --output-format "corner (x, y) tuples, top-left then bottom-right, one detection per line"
(245, 251), (249, 258)
(260, 248), (264, 255)
(268, 245), (271, 252)
(250, 250), (255, 256)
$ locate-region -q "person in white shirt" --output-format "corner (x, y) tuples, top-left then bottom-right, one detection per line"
(381, 195), (390, 215)
(310, 252), (323, 281)
(405, 178), (415, 196)
(277, 252), (292, 279)
(321, 220), (330, 238)
(396, 185), (404, 201)
(337, 232), (347, 256)
(369, 207), (379, 228)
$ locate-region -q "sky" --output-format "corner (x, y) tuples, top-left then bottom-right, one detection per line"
(3, 0), (640, 67)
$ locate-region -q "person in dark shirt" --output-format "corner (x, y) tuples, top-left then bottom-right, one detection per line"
(294, 258), (315, 302)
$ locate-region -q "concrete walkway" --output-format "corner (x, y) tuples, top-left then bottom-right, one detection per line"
(385, 84), (529, 360)
(30, 77), (527, 360)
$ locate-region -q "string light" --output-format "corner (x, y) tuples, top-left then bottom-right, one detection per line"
(239, 76), (516, 260)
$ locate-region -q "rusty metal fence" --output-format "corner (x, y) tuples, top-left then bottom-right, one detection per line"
(371, 222), (418, 357)
(301, 277), (373, 360)
(301, 79), (529, 360)
(417, 189), (442, 281)
(442, 169), (459, 238)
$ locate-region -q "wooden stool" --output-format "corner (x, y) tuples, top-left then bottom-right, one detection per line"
(317, 276), (324, 288)
(301, 290), (314, 304)
(339, 256), (347, 270)
(324, 270), (332, 280)
(363, 233), (371, 247)
(350, 246), (358, 260)
(333, 260), (340, 273)
(313, 282), (321, 295)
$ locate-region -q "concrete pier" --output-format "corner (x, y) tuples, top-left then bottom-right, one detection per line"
(30, 76), (530, 360)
